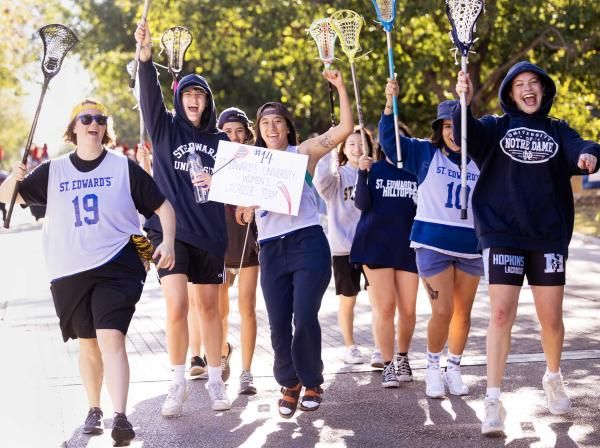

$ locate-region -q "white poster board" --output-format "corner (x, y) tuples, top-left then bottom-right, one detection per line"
(208, 141), (309, 216)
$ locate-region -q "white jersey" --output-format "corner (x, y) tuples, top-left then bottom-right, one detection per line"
(410, 150), (481, 257)
(314, 152), (360, 255)
(44, 150), (142, 280)
(255, 146), (321, 243)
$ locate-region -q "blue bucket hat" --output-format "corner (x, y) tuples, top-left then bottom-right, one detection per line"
(431, 100), (458, 130)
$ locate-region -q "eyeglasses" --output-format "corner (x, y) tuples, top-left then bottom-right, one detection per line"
(77, 114), (108, 126)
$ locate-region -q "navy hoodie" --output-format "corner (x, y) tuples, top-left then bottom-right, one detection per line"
(139, 59), (228, 260)
(453, 61), (600, 255)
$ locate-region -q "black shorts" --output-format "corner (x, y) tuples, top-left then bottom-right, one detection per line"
(50, 242), (146, 342)
(147, 230), (225, 284)
(332, 255), (368, 296)
(483, 247), (566, 286)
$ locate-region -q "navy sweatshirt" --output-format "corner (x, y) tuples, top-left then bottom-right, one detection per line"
(139, 59), (228, 260)
(453, 61), (600, 255)
(350, 160), (418, 270)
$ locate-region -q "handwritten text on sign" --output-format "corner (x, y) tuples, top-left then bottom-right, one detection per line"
(208, 141), (308, 216)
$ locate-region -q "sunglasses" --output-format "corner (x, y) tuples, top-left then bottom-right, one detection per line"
(77, 114), (108, 126)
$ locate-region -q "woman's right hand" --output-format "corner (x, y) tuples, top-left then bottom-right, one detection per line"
(11, 161), (26, 181)
(235, 206), (257, 225)
(134, 21), (152, 62)
(455, 70), (474, 106)
(358, 154), (373, 171)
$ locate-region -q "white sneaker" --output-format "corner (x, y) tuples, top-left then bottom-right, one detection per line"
(425, 368), (445, 398)
(161, 382), (189, 417)
(344, 345), (365, 364)
(481, 398), (506, 436)
(370, 350), (384, 369)
(444, 368), (469, 395)
(542, 373), (571, 415)
(207, 380), (231, 411)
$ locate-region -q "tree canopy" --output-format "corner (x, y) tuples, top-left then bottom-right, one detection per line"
(3, 0), (599, 161)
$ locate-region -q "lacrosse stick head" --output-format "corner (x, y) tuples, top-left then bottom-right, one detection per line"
(160, 26), (193, 77)
(308, 18), (337, 68)
(445, 0), (484, 57)
(329, 10), (365, 64)
(39, 24), (78, 81)
(371, 0), (397, 32)
(126, 60), (141, 101)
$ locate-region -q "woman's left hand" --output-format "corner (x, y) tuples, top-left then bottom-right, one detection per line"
(323, 70), (344, 89)
(578, 153), (598, 173)
(192, 172), (212, 188)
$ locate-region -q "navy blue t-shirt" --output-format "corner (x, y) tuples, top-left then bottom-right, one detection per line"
(350, 160), (418, 271)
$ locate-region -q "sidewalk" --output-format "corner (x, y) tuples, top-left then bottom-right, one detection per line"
(1, 209), (599, 447)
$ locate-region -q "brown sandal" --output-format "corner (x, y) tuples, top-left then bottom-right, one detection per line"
(299, 386), (323, 411)
(278, 385), (301, 418)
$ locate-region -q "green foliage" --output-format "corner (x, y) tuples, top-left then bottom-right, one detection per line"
(57, 0), (600, 145)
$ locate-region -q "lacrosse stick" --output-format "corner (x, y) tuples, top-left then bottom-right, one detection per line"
(160, 26), (193, 91)
(330, 10), (369, 157)
(4, 24), (78, 229)
(129, 0), (151, 88)
(446, 0), (484, 220)
(212, 146), (250, 176)
(126, 60), (148, 173)
(308, 18), (337, 127)
(371, 0), (403, 168)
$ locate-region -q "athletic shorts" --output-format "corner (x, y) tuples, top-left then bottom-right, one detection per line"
(332, 255), (368, 296)
(483, 247), (566, 286)
(50, 242), (145, 342)
(415, 248), (484, 278)
(147, 230), (225, 285)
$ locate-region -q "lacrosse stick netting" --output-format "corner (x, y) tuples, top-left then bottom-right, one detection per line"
(330, 10), (369, 156)
(4, 24), (78, 228)
(309, 18), (338, 127)
(160, 26), (193, 80)
(446, 0), (484, 56)
(446, 0), (484, 220)
(371, 0), (403, 168)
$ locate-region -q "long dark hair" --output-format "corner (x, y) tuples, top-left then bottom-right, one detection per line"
(430, 122), (445, 149)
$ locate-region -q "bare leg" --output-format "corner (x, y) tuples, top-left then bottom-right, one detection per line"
(96, 329), (129, 413)
(338, 295), (357, 347)
(194, 284), (222, 370)
(237, 265), (258, 371)
(486, 285), (520, 387)
(79, 338), (103, 408)
(363, 266), (396, 362)
(218, 275), (230, 356)
(394, 270), (419, 353)
(187, 283), (202, 357)
(447, 269), (480, 355)
(422, 267), (455, 353)
(531, 285), (565, 372)
(160, 274), (189, 366)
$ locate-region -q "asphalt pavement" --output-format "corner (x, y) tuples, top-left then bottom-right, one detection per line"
(0, 206), (599, 448)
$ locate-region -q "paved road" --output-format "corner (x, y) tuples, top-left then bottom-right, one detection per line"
(1, 206), (599, 447)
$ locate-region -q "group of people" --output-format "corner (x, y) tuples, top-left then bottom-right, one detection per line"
(0, 17), (598, 445)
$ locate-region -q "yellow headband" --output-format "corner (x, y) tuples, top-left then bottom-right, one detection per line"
(70, 99), (108, 121)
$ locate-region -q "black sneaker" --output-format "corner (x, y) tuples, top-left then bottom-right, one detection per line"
(82, 407), (103, 435)
(221, 342), (233, 382)
(111, 413), (135, 445)
(190, 355), (207, 378)
(395, 353), (413, 382)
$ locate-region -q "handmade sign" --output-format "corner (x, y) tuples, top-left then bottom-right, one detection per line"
(208, 141), (309, 216)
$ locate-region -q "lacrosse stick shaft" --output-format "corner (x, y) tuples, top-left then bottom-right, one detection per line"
(4, 81), (49, 228)
(238, 223), (252, 272)
(385, 32), (403, 169)
(460, 56), (468, 220)
(129, 0), (151, 88)
(349, 63), (369, 157)
(327, 81), (336, 127)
